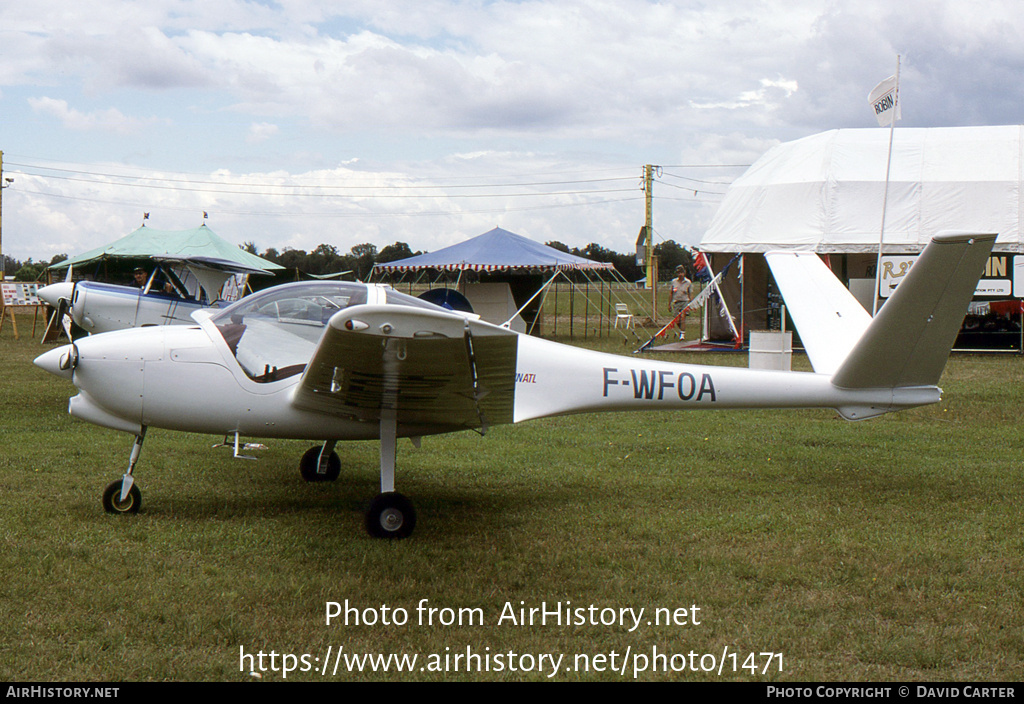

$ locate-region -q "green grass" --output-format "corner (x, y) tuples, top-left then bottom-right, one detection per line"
(1, 326), (1022, 682)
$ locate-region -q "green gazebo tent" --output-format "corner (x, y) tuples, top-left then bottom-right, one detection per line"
(48, 224), (281, 273)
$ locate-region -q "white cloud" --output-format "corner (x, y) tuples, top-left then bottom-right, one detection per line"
(27, 97), (167, 134)
(246, 122), (280, 143)
(5, 1), (1024, 263)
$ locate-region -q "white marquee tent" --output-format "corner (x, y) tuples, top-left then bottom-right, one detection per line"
(701, 125), (1024, 254)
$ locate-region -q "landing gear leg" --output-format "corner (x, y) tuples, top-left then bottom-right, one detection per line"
(365, 410), (416, 539)
(102, 427), (146, 514)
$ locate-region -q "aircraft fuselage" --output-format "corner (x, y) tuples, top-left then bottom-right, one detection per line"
(36, 311), (938, 444)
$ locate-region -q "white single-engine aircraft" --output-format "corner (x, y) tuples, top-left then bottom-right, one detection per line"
(37, 256), (270, 337)
(34, 233), (995, 539)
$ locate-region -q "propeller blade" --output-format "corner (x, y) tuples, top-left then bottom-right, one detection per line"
(41, 297), (70, 344)
(58, 343), (79, 372)
(61, 308), (74, 340)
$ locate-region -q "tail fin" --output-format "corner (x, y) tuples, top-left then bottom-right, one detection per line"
(831, 232), (995, 389)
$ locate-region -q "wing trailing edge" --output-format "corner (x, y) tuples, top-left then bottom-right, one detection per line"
(292, 304), (518, 432)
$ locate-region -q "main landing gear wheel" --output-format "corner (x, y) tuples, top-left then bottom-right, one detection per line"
(365, 492), (416, 539)
(299, 446), (341, 482)
(102, 479), (141, 514)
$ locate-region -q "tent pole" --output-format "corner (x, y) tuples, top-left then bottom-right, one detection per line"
(553, 279), (558, 336)
(740, 254), (745, 346)
(598, 278), (606, 337)
(527, 273), (558, 336)
(584, 279), (589, 340)
(569, 275), (575, 339)
(504, 268), (561, 331)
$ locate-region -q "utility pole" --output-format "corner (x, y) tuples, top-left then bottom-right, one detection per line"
(642, 164), (660, 317)
(643, 164), (654, 288)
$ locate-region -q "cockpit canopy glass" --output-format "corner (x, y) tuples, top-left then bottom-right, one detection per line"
(209, 282), (448, 382)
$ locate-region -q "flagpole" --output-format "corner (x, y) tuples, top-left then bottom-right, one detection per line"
(872, 54), (900, 316)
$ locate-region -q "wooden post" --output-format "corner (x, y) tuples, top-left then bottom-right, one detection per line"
(651, 255), (659, 325)
(0, 304), (19, 340)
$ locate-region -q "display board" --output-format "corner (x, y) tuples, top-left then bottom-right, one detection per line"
(881, 254), (1018, 299)
(1, 282), (42, 306)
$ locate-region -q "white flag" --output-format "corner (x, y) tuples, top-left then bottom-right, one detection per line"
(868, 75), (901, 127)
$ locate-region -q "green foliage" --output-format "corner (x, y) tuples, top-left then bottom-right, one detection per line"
(255, 241), (420, 279)
(654, 240), (695, 279)
(14, 262), (44, 281)
(377, 242), (420, 263)
(3, 253), (66, 279)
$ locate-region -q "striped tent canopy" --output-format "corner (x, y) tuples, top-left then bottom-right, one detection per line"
(374, 227), (614, 273)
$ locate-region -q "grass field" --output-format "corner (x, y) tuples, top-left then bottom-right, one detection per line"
(1, 323), (1022, 682)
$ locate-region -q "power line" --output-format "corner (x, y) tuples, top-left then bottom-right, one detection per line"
(4, 152), (642, 181)
(10, 170), (641, 198)
(6, 154), (730, 227)
(656, 180), (727, 196)
(658, 163), (750, 168)
(13, 184), (643, 217)
(655, 194), (724, 204)
(8, 161), (640, 191)
(9, 163), (646, 201)
(660, 171), (735, 187)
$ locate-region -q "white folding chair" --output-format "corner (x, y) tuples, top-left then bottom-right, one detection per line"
(614, 303), (634, 329)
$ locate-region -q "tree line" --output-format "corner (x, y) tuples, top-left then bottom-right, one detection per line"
(3, 254), (68, 282)
(242, 241), (420, 281)
(6, 238), (697, 283)
(244, 239), (697, 282)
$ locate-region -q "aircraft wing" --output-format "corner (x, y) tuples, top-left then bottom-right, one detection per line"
(764, 251), (872, 375)
(292, 304), (518, 431)
(150, 255), (271, 276)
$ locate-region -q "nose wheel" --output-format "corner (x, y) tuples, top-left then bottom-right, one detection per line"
(103, 428), (146, 514)
(102, 479), (141, 513)
(299, 443), (341, 482)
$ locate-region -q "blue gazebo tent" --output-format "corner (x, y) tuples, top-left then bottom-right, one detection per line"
(374, 227), (645, 339)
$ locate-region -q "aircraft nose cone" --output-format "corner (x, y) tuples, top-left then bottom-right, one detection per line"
(34, 344), (77, 381)
(37, 282), (74, 308)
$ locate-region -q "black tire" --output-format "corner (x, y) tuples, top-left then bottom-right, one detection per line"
(102, 479), (141, 514)
(365, 492), (416, 539)
(299, 446), (341, 482)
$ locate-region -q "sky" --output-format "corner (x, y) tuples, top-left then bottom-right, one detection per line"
(2, 0), (1023, 265)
